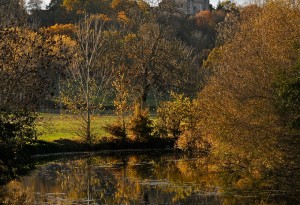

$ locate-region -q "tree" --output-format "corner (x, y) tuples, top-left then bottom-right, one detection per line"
(61, 15), (116, 146)
(27, 0), (43, 11)
(0, 22), (64, 183)
(276, 59), (300, 130)
(194, 10), (226, 48)
(105, 66), (130, 141)
(0, 28), (56, 110)
(63, 0), (110, 14)
(196, 1), (300, 174)
(216, 0), (239, 14)
(122, 21), (198, 108)
(156, 93), (193, 138)
(0, 110), (37, 184)
(45, 0), (78, 25)
(0, 0), (28, 28)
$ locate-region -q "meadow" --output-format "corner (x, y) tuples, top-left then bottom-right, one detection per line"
(36, 113), (117, 142)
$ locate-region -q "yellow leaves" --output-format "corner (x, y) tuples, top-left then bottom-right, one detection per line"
(0, 27), (42, 62)
(176, 159), (192, 175)
(63, 0), (79, 12)
(4, 27), (40, 42)
(0, 27), (51, 108)
(111, 0), (121, 9)
(235, 177), (253, 189)
(46, 34), (77, 58)
(157, 92), (196, 140)
(103, 30), (120, 42)
(1, 180), (33, 205)
(203, 47), (223, 72)
(90, 14), (111, 22)
(124, 33), (137, 42)
(52, 34), (76, 47)
(117, 11), (129, 23)
(195, 0), (300, 171)
(137, 0), (149, 11)
(41, 24), (76, 36)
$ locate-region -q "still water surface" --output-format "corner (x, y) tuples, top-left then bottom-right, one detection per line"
(1, 151), (299, 204)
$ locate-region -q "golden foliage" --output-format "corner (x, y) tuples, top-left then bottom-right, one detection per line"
(195, 10), (215, 28)
(41, 24), (76, 36)
(63, 0), (78, 11)
(156, 93), (194, 138)
(117, 11), (129, 23)
(111, 0), (121, 9)
(90, 14), (111, 22)
(124, 33), (137, 42)
(197, 1), (300, 171)
(0, 180), (33, 205)
(137, 0), (149, 11)
(0, 27), (51, 108)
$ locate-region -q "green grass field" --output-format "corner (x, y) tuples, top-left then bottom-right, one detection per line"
(36, 113), (117, 142)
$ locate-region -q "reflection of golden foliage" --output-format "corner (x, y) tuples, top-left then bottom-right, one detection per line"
(236, 177), (253, 189)
(128, 156), (138, 165)
(176, 160), (192, 176)
(1, 154), (288, 204)
(0, 180), (33, 205)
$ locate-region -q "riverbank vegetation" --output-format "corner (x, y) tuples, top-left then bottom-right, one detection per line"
(0, 0), (299, 195)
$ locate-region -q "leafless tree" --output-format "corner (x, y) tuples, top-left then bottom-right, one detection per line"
(61, 15), (116, 145)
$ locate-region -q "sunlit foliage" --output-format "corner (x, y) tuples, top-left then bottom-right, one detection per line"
(0, 28), (55, 109)
(194, 1), (300, 175)
(41, 23), (76, 36)
(156, 93), (194, 138)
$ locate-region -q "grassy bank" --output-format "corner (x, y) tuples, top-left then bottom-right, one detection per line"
(33, 113), (174, 155)
(37, 113), (117, 142)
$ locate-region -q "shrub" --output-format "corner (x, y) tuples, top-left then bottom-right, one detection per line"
(128, 104), (153, 141)
(0, 109), (37, 184)
(176, 130), (210, 152)
(0, 109), (37, 151)
(156, 93), (194, 138)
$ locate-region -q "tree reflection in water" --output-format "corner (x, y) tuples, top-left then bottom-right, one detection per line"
(0, 152), (299, 205)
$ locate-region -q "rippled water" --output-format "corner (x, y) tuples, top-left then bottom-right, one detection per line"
(0, 151), (299, 204)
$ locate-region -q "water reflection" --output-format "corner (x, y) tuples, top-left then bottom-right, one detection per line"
(0, 152), (299, 205)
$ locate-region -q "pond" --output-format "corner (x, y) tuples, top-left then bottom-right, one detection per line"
(0, 150), (299, 205)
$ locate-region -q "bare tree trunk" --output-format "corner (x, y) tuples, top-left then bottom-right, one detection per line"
(141, 66), (150, 109)
(86, 107), (91, 146)
(67, 14), (116, 146)
(86, 58), (91, 146)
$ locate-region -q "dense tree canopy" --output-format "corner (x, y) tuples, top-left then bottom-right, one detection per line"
(191, 1), (300, 173)
(0, 0), (28, 28)
(0, 28), (57, 110)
